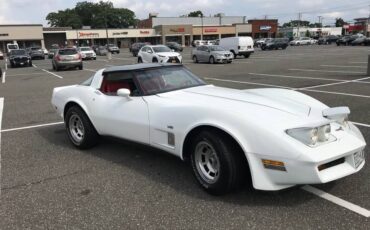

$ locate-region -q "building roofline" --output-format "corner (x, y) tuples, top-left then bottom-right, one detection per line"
(0, 24), (43, 27)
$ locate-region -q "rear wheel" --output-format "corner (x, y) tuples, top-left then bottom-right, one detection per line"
(244, 54), (250, 58)
(193, 55), (198, 63)
(78, 65), (83, 70)
(138, 57), (143, 63)
(152, 58), (158, 63)
(65, 106), (99, 149)
(190, 130), (248, 195)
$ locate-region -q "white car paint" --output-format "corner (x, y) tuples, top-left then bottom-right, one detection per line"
(51, 65), (366, 191)
(78, 47), (96, 59)
(138, 45), (182, 63)
(219, 36), (254, 57)
(290, 37), (316, 46)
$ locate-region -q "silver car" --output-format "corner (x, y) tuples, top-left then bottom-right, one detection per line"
(52, 48), (83, 71)
(192, 45), (233, 64)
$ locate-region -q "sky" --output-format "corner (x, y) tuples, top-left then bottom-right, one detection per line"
(0, 0), (369, 26)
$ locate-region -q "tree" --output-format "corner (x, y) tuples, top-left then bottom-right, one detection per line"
(282, 20), (310, 27)
(188, 10), (203, 17)
(335, 18), (347, 27)
(305, 30), (311, 37)
(46, 0), (136, 29)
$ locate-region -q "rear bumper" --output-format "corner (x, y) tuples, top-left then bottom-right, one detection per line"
(237, 50), (254, 55)
(56, 61), (82, 68)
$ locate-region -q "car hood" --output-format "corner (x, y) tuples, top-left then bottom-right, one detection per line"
(156, 52), (180, 56)
(160, 85), (312, 117)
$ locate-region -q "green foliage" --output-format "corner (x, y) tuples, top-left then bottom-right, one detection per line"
(335, 18), (347, 27)
(188, 10), (204, 17)
(282, 20), (322, 28)
(305, 30), (311, 37)
(46, 1), (136, 29)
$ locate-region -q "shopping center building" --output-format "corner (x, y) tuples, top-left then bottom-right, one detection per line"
(0, 24), (44, 52)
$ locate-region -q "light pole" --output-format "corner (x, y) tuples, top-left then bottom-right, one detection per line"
(199, 13), (203, 40)
(105, 8), (109, 46)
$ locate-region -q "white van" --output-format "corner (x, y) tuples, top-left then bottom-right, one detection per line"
(7, 43), (19, 54)
(219, 36), (254, 58)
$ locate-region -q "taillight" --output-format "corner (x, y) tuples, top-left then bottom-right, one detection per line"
(77, 54), (82, 60)
(56, 55), (61, 61)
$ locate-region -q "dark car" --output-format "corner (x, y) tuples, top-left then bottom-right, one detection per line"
(351, 37), (367, 46)
(166, 42), (183, 52)
(261, 38), (289, 50)
(48, 44), (60, 58)
(318, 35), (339, 45)
(27, 47), (45, 60)
(9, 49), (32, 68)
(130, 42), (146, 57)
(336, 35), (362, 46)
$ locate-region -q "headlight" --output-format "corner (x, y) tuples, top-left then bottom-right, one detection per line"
(286, 124), (335, 147)
(158, 55), (165, 58)
(178, 55), (182, 59)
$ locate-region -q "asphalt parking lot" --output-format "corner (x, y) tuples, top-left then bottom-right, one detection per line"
(0, 45), (369, 229)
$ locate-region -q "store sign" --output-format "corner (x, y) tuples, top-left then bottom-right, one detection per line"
(260, 26), (272, 31)
(140, 30), (150, 34)
(112, 32), (128, 36)
(0, 33), (9, 37)
(169, 28), (185, 33)
(204, 28), (217, 33)
(78, 32), (99, 38)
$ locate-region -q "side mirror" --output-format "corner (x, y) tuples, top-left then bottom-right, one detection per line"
(117, 88), (131, 98)
(171, 49), (175, 52)
(147, 50), (152, 53)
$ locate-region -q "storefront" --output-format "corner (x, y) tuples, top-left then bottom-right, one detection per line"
(0, 24), (44, 52)
(192, 26), (238, 41)
(248, 19), (278, 38)
(154, 25), (193, 46)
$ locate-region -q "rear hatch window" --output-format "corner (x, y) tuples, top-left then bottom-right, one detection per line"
(59, 49), (77, 55)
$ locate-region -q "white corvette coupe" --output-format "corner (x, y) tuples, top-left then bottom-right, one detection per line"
(51, 64), (366, 195)
(137, 45), (182, 64)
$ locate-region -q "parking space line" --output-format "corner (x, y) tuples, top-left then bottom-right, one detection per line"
(1, 121), (64, 133)
(6, 72), (46, 77)
(1, 71), (5, 83)
(32, 64), (37, 68)
(320, 65), (366, 69)
(41, 69), (63, 79)
(0, 98), (3, 194)
(300, 76), (370, 90)
(83, 68), (97, 72)
(248, 73), (346, 82)
(350, 62), (366, 64)
(289, 68), (366, 74)
(205, 77), (293, 89)
(302, 185), (370, 218)
(303, 88), (370, 98)
(351, 122), (370, 128)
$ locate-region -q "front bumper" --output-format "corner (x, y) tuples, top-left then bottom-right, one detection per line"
(11, 59), (31, 67)
(215, 56), (233, 63)
(247, 123), (366, 191)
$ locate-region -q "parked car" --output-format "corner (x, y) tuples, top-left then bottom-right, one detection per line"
(96, 46), (108, 56)
(192, 40), (207, 47)
(8, 49), (32, 68)
(138, 45), (182, 63)
(255, 38), (273, 47)
(192, 45), (233, 64)
(106, 44), (120, 54)
(48, 44), (60, 58)
(351, 37), (367, 46)
(261, 38), (289, 50)
(219, 36), (254, 58)
(6, 43), (19, 54)
(78, 46), (96, 60)
(130, 42), (147, 57)
(43, 48), (49, 56)
(336, 35), (363, 46)
(289, 37), (315, 46)
(318, 35), (339, 45)
(91, 45), (100, 53)
(27, 47), (45, 60)
(52, 48), (83, 71)
(0, 50), (3, 60)
(51, 63), (366, 195)
(166, 42), (183, 52)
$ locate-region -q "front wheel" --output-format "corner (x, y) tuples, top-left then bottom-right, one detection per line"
(190, 130), (248, 195)
(193, 55), (198, 63)
(209, 56), (215, 64)
(138, 57), (143, 63)
(65, 106), (99, 149)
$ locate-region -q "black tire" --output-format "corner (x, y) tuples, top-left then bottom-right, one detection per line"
(209, 56), (215, 64)
(244, 54), (250, 58)
(261, 46), (266, 51)
(65, 106), (99, 149)
(231, 50), (236, 59)
(282, 45), (287, 50)
(79, 65), (83, 70)
(152, 58), (158, 63)
(138, 57), (143, 63)
(29, 62), (33, 67)
(55, 65), (60, 71)
(193, 55), (198, 63)
(190, 130), (248, 195)
(93, 57), (96, 60)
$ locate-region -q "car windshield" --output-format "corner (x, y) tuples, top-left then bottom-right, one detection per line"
(153, 46), (172, 53)
(135, 66), (206, 95)
(11, 50), (26, 55)
(209, 46), (225, 51)
(80, 47), (91, 51)
(58, 49), (77, 55)
(8, 45), (18, 49)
